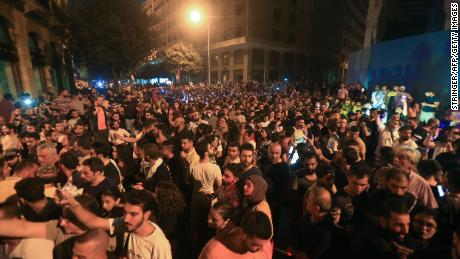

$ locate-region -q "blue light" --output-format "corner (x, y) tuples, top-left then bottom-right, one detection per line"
(97, 81), (103, 87)
(284, 78), (288, 82)
(24, 99), (32, 105)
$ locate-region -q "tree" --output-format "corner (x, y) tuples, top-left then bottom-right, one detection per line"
(164, 42), (202, 82)
(67, 0), (155, 86)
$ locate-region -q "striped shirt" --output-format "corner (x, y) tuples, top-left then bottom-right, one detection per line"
(52, 96), (71, 113)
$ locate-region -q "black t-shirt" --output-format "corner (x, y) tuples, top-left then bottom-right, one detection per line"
(412, 127), (428, 147)
(84, 177), (118, 201)
(166, 155), (189, 193)
(437, 194), (460, 245)
(20, 198), (61, 222)
(104, 161), (121, 186)
(333, 188), (368, 229)
(124, 100), (138, 119)
(143, 163), (172, 192)
(296, 216), (348, 259)
(265, 162), (290, 209)
(351, 226), (415, 259)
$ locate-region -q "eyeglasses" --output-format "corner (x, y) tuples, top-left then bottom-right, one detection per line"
(414, 219), (437, 230)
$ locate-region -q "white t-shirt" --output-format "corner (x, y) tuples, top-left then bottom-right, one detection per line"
(8, 238), (54, 259)
(108, 218), (172, 259)
(190, 162), (222, 196)
(109, 128), (131, 145)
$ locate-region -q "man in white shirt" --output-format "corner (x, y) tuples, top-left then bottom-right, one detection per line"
(109, 121), (130, 146)
(1, 123), (21, 152)
(55, 189), (172, 259)
(393, 126), (418, 150)
(190, 140), (222, 251)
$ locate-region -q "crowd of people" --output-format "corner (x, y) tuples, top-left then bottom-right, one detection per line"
(0, 80), (457, 259)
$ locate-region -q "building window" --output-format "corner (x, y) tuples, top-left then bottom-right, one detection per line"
(273, 30), (281, 41)
(288, 33), (296, 44)
(222, 52), (230, 65)
(284, 53), (294, 66)
(221, 70), (229, 82)
(251, 70), (264, 81)
(252, 49), (264, 65)
(0, 22), (11, 44)
(222, 31), (230, 41)
(298, 54), (306, 67)
(269, 70), (279, 81)
(211, 71), (218, 81)
(0, 18), (20, 96)
(234, 27), (243, 38)
(234, 3), (244, 15)
(234, 69), (243, 81)
(48, 44), (63, 90)
(288, 13), (296, 24)
(234, 49), (244, 64)
(269, 51), (280, 66)
(28, 33), (47, 93)
(273, 8), (282, 19)
(211, 54), (218, 66)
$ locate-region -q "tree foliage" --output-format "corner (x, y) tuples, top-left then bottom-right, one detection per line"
(68, 0), (155, 80)
(164, 42), (202, 80)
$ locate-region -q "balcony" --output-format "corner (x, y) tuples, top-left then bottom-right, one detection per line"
(18, 0), (51, 25)
(0, 41), (18, 61)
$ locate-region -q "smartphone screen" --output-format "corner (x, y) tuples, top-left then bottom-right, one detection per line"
(437, 185), (445, 197)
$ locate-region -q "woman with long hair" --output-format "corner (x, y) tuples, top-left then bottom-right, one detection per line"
(153, 181), (187, 258)
(207, 201), (238, 234)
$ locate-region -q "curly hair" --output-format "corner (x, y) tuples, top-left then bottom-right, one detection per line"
(155, 181), (186, 216)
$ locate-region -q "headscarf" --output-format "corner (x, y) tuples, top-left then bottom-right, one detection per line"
(245, 175), (268, 205)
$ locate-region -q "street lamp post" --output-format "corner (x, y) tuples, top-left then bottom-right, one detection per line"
(189, 9), (211, 85)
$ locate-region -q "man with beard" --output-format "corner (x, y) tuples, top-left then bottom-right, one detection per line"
(80, 157), (118, 201)
(189, 109), (208, 134)
(237, 143), (263, 193)
(90, 96), (109, 143)
(292, 152), (319, 196)
(352, 199), (415, 259)
(393, 126), (417, 150)
(198, 211), (272, 259)
(366, 168), (418, 221)
(55, 189), (172, 259)
(264, 143), (290, 249)
(24, 132), (40, 163)
(333, 163), (370, 229)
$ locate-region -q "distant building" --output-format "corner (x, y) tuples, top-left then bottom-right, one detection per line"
(144, 0), (369, 84)
(0, 0), (71, 98)
(366, 0), (448, 45)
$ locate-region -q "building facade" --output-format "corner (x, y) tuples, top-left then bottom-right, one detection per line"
(145, 0), (369, 84)
(0, 0), (70, 98)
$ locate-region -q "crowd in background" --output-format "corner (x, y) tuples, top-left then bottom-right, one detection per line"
(0, 80), (457, 259)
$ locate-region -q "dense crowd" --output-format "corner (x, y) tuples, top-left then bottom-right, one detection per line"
(0, 81), (457, 259)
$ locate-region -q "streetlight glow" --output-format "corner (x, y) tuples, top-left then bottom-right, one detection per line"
(189, 10), (202, 23)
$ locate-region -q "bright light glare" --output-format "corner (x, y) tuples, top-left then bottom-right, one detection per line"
(24, 99), (32, 105)
(189, 10), (202, 23)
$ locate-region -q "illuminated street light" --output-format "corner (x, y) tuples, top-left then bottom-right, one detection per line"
(188, 9), (210, 85)
(189, 10), (202, 23)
